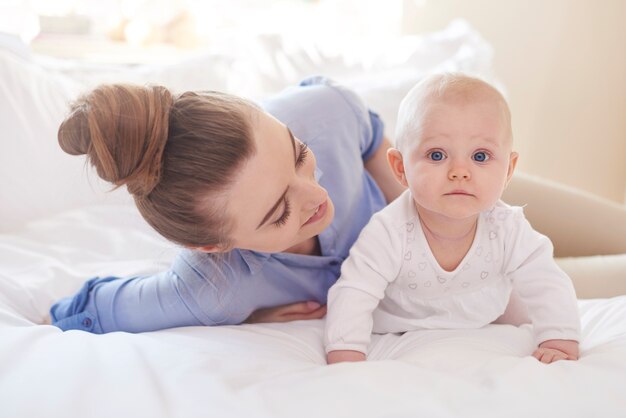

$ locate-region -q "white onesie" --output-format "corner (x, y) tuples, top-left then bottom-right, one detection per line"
(325, 190), (581, 354)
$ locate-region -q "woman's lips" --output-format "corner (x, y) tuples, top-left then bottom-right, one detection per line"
(303, 200), (328, 226)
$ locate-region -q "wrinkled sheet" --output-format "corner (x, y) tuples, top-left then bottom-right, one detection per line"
(1, 205), (626, 418)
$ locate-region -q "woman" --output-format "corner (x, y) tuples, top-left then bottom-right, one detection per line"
(51, 76), (406, 333)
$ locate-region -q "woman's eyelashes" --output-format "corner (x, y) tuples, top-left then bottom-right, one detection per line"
(296, 142), (308, 167)
(273, 199), (291, 227)
(272, 142), (308, 227)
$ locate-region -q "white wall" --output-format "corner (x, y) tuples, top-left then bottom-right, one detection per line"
(402, 0), (626, 203)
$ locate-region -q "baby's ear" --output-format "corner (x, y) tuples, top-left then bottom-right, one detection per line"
(506, 152), (519, 185)
(387, 148), (408, 187)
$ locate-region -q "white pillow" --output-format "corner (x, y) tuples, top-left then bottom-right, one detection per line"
(343, 20), (499, 140)
(0, 48), (133, 233)
(230, 19), (498, 138)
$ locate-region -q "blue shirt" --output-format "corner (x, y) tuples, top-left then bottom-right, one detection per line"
(51, 77), (386, 333)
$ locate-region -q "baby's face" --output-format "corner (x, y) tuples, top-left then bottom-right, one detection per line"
(402, 96), (517, 221)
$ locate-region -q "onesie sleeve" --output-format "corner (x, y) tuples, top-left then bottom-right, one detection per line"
(503, 210), (581, 346)
(50, 251), (239, 333)
(325, 213), (403, 354)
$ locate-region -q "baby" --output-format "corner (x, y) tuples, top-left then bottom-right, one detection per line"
(325, 73), (581, 364)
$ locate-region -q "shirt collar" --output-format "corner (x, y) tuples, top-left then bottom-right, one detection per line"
(239, 249), (272, 275)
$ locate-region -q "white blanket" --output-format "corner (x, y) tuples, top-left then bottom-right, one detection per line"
(1, 204), (625, 418)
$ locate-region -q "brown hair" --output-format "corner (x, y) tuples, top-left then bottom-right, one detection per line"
(58, 84), (257, 248)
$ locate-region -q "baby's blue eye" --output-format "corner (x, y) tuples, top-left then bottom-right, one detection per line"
(473, 152), (489, 162)
(429, 151), (445, 161)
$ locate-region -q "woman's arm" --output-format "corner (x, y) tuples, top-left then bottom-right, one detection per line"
(364, 137), (406, 203)
(50, 274), (207, 333)
(244, 301), (327, 323)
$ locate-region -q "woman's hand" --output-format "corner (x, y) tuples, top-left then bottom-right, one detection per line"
(533, 339), (580, 363)
(244, 301), (327, 324)
(327, 350), (366, 364)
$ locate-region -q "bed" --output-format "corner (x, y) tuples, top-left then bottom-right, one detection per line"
(1, 21), (626, 418)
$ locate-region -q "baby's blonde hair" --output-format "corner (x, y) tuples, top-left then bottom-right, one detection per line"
(394, 73), (512, 152)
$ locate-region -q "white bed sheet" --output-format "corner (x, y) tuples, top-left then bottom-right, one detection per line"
(1, 204), (626, 418)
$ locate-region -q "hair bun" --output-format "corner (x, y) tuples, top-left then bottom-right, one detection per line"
(58, 84), (173, 197)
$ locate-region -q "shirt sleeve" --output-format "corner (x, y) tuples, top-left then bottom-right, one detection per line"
(50, 252), (239, 333)
(298, 76), (385, 161)
(324, 212), (403, 354)
(503, 211), (582, 345)
(364, 110), (385, 161)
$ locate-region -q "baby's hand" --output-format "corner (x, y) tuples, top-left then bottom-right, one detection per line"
(533, 339), (579, 364)
(327, 350), (366, 364)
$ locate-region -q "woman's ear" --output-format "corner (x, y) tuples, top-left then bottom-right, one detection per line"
(191, 244), (227, 254)
(387, 148), (409, 187)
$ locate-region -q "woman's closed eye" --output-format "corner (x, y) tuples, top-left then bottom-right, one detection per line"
(272, 141), (308, 227)
(273, 199), (291, 227)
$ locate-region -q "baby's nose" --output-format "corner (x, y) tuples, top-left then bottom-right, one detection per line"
(448, 162), (471, 180)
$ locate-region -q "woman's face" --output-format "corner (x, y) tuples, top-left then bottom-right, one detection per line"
(218, 110), (335, 253)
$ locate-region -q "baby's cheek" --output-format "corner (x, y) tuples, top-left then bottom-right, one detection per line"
(410, 175), (434, 195)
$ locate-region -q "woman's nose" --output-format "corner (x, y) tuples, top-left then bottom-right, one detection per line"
(296, 172), (327, 210)
(304, 180), (327, 208)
